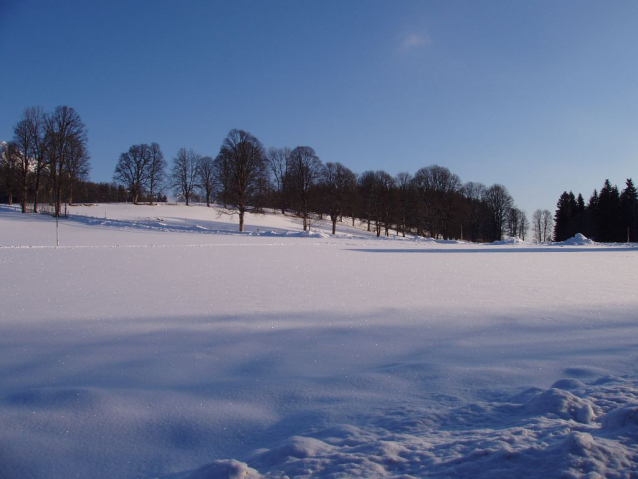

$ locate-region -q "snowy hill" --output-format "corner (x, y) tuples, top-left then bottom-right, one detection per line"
(0, 204), (637, 478)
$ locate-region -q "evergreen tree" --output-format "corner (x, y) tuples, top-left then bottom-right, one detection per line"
(620, 178), (637, 242)
(585, 190), (599, 240)
(553, 191), (578, 241)
(597, 180), (623, 242)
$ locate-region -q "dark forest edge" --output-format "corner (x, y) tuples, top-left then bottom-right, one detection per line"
(553, 180), (637, 243)
(1, 106), (635, 243)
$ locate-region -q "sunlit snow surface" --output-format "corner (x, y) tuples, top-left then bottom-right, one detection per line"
(1, 204), (637, 479)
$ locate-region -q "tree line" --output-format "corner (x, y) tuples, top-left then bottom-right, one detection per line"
(0, 106), (90, 216)
(112, 128), (525, 240)
(553, 179), (637, 243)
(2, 107), (528, 241)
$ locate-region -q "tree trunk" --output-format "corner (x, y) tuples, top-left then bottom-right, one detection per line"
(332, 218), (337, 235)
(239, 211), (245, 232)
(133, 192), (139, 205)
(21, 183), (27, 213)
(367, 219), (371, 232)
(303, 215), (308, 231)
(33, 174), (41, 213)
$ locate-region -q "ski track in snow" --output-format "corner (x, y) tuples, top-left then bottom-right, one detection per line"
(1, 204), (637, 479)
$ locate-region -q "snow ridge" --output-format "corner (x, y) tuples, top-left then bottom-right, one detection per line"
(182, 376), (638, 479)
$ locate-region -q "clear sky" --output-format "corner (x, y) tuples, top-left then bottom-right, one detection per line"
(1, 0), (637, 215)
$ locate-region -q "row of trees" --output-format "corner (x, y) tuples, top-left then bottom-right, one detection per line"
(113, 129), (524, 240)
(553, 179), (637, 242)
(1, 109), (526, 241)
(1, 106), (90, 216)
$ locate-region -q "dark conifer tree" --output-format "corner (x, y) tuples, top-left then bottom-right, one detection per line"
(620, 178), (637, 242)
(584, 190), (599, 240)
(598, 180), (623, 242)
(553, 191), (578, 241)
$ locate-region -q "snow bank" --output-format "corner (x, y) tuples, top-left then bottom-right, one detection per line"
(558, 233), (595, 246)
(491, 236), (527, 245)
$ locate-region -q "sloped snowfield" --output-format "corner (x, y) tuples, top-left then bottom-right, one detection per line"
(1, 204), (637, 479)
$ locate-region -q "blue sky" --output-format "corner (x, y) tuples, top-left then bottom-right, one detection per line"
(1, 0), (637, 215)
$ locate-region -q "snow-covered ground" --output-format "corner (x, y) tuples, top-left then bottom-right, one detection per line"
(1, 204), (637, 478)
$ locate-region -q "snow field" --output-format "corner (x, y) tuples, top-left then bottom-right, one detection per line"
(0, 204), (637, 478)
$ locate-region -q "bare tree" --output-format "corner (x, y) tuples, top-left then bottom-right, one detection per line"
(147, 142), (166, 205)
(13, 107), (45, 213)
(44, 106), (88, 216)
(171, 148), (200, 206)
(357, 171), (376, 232)
(64, 135), (91, 205)
(197, 155), (215, 207)
(506, 207), (521, 238)
(413, 165), (461, 238)
(320, 162), (356, 234)
(289, 146), (322, 231)
(395, 172), (413, 237)
(541, 209), (553, 242)
(461, 181), (487, 242)
(372, 170), (395, 237)
(1, 142), (20, 205)
(532, 209), (543, 242)
(214, 129), (267, 231)
(483, 184), (514, 241)
(113, 144), (151, 204)
(519, 209), (529, 240)
(266, 146), (292, 214)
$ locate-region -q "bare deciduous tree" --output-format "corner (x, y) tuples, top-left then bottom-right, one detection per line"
(266, 146), (291, 215)
(171, 148), (200, 206)
(45, 106), (88, 216)
(413, 165), (461, 238)
(147, 143), (166, 205)
(289, 146), (322, 231)
(483, 184), (513, 241)
(197, 155), (215, 207)
(13, 107), (45, 213)
(214, 129), (267, 231)
(395, 172), (413, 237)
(1, 142), (20, 205)
(541, 209), (553, 242)
(113, 144), (151, 205)
(461, 181), (487, 242)
(320, 162), (356, 234)
(64, 135), (91, 205)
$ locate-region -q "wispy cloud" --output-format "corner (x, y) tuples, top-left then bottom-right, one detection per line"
(400, 33), (431, 50)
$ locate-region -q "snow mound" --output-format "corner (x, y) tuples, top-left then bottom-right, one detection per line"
(248, 436), (335, 467)
(523, 388), (596, 423)
(492, 236), (526, 245)
(601, 406), (638, 432)
(551, 378), (587, 390)
(186, 459), (260, 479)
(285, 230), (329, 238)
(559, 233), (595, 246)
(180, 378), (638, 479)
